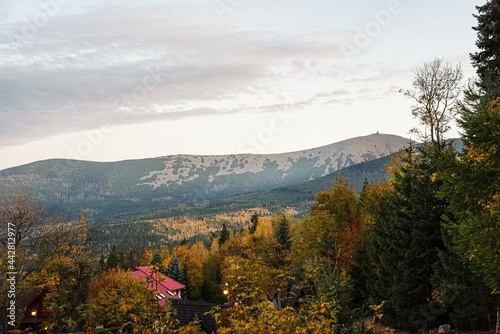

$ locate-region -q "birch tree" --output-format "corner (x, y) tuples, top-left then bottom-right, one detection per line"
(401, 58), (463, 149)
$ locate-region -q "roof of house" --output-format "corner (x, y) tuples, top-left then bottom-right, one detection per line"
(17, 287), (41, 311)
(131, 266), (185, 303)
(172, 299), (221, 333)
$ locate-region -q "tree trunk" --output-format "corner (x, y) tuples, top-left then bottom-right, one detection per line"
(496, 305), (500, 334)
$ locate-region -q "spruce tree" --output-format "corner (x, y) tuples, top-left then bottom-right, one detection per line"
(438, 3), (500, 330)
(370, 146), (446, 330)
(167, 256), (187, 299)
(106, 244), (121, 270)
(432, 221), (495, 330)
(275, 214), (291, 251)
(249, 212), (259, 234)
(219, 221), (230, 247)
(471, 0), (500, 95)
(440, 87), (500, 333)
(150, 251), (162, 268)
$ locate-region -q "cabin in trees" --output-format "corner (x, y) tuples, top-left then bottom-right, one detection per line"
(15, 287), (51, 332)
(131, 266), (185, 303)
(131, 267), (219, 332)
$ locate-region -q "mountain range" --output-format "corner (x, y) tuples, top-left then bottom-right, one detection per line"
(0, 133), (410, 222)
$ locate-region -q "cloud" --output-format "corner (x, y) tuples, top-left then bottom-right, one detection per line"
(4, 0), (455, 154)
(0, 2), (356, 148)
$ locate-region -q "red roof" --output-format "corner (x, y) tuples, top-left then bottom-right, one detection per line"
(131, 266), (185, 304)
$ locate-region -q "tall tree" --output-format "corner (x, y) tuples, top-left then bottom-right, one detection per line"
(249, 212), (259, 235)
(438, 3), (500, 332)
(296, 177), (363, 268)
(218, 222), (230, 247)
(370, 146), (446, 330)
(105, 244), (121, 270)
(172, 244), (204, 300)
(440, 98), (500, 333)
(471, 0), (500, 96)
(401, 58), (463, 149)
(274, 214), (291, 252)
(293, 178), (366, 323)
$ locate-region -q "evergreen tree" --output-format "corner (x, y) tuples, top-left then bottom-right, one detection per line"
(440, 89), (500, 333)
(167, 256), (187, 299)
(471, 0), (500, 95)
(219, 222), (230, 247)
(124, 249), (136, 270)
(181, 263), (190, 300)
(150, 251), (162, 268)
(432, 221), (496, 330)
(275, 214), (291, 251)
(249, 212), (259, 234)
(438, 3), (500, 330)
(370, 146), (446, 330)
(106, 244), (121, 270)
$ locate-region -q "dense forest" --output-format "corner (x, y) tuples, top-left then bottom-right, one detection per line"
(1, 1), (500, 333)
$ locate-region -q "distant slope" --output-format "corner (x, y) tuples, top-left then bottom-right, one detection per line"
(117, 138), (464, 221)
(110, 154), (393, 221)
(0, 133), (409, 221)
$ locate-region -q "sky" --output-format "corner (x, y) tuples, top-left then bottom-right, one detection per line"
(0, 0), (486, 170)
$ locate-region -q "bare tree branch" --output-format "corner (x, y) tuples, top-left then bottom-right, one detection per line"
(401, 58), (463, 149)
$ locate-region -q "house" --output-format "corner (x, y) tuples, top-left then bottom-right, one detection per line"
(15, 287), (50, 331)
(131, 266), (186, 305)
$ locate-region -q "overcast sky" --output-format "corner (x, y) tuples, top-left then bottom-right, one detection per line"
(0, 0), (485, 170)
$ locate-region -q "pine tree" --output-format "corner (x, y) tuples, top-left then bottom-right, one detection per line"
(370, 146), (446, 330)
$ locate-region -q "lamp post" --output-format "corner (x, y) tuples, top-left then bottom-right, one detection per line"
(31, 309), (37, 333)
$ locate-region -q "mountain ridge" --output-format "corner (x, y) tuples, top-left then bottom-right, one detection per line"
(0, 133), (410, 221)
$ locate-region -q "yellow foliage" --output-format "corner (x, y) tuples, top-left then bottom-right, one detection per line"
(145, 208), (272, 244)
(213, 295), (338, 333)
(369, 301), (386, 321)
(141, 248), (153, 266)
(254, 216), (274, 237)
(172, 245), (204, 299)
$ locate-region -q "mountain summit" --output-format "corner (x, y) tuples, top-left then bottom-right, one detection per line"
(0, 133), (409, 220)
